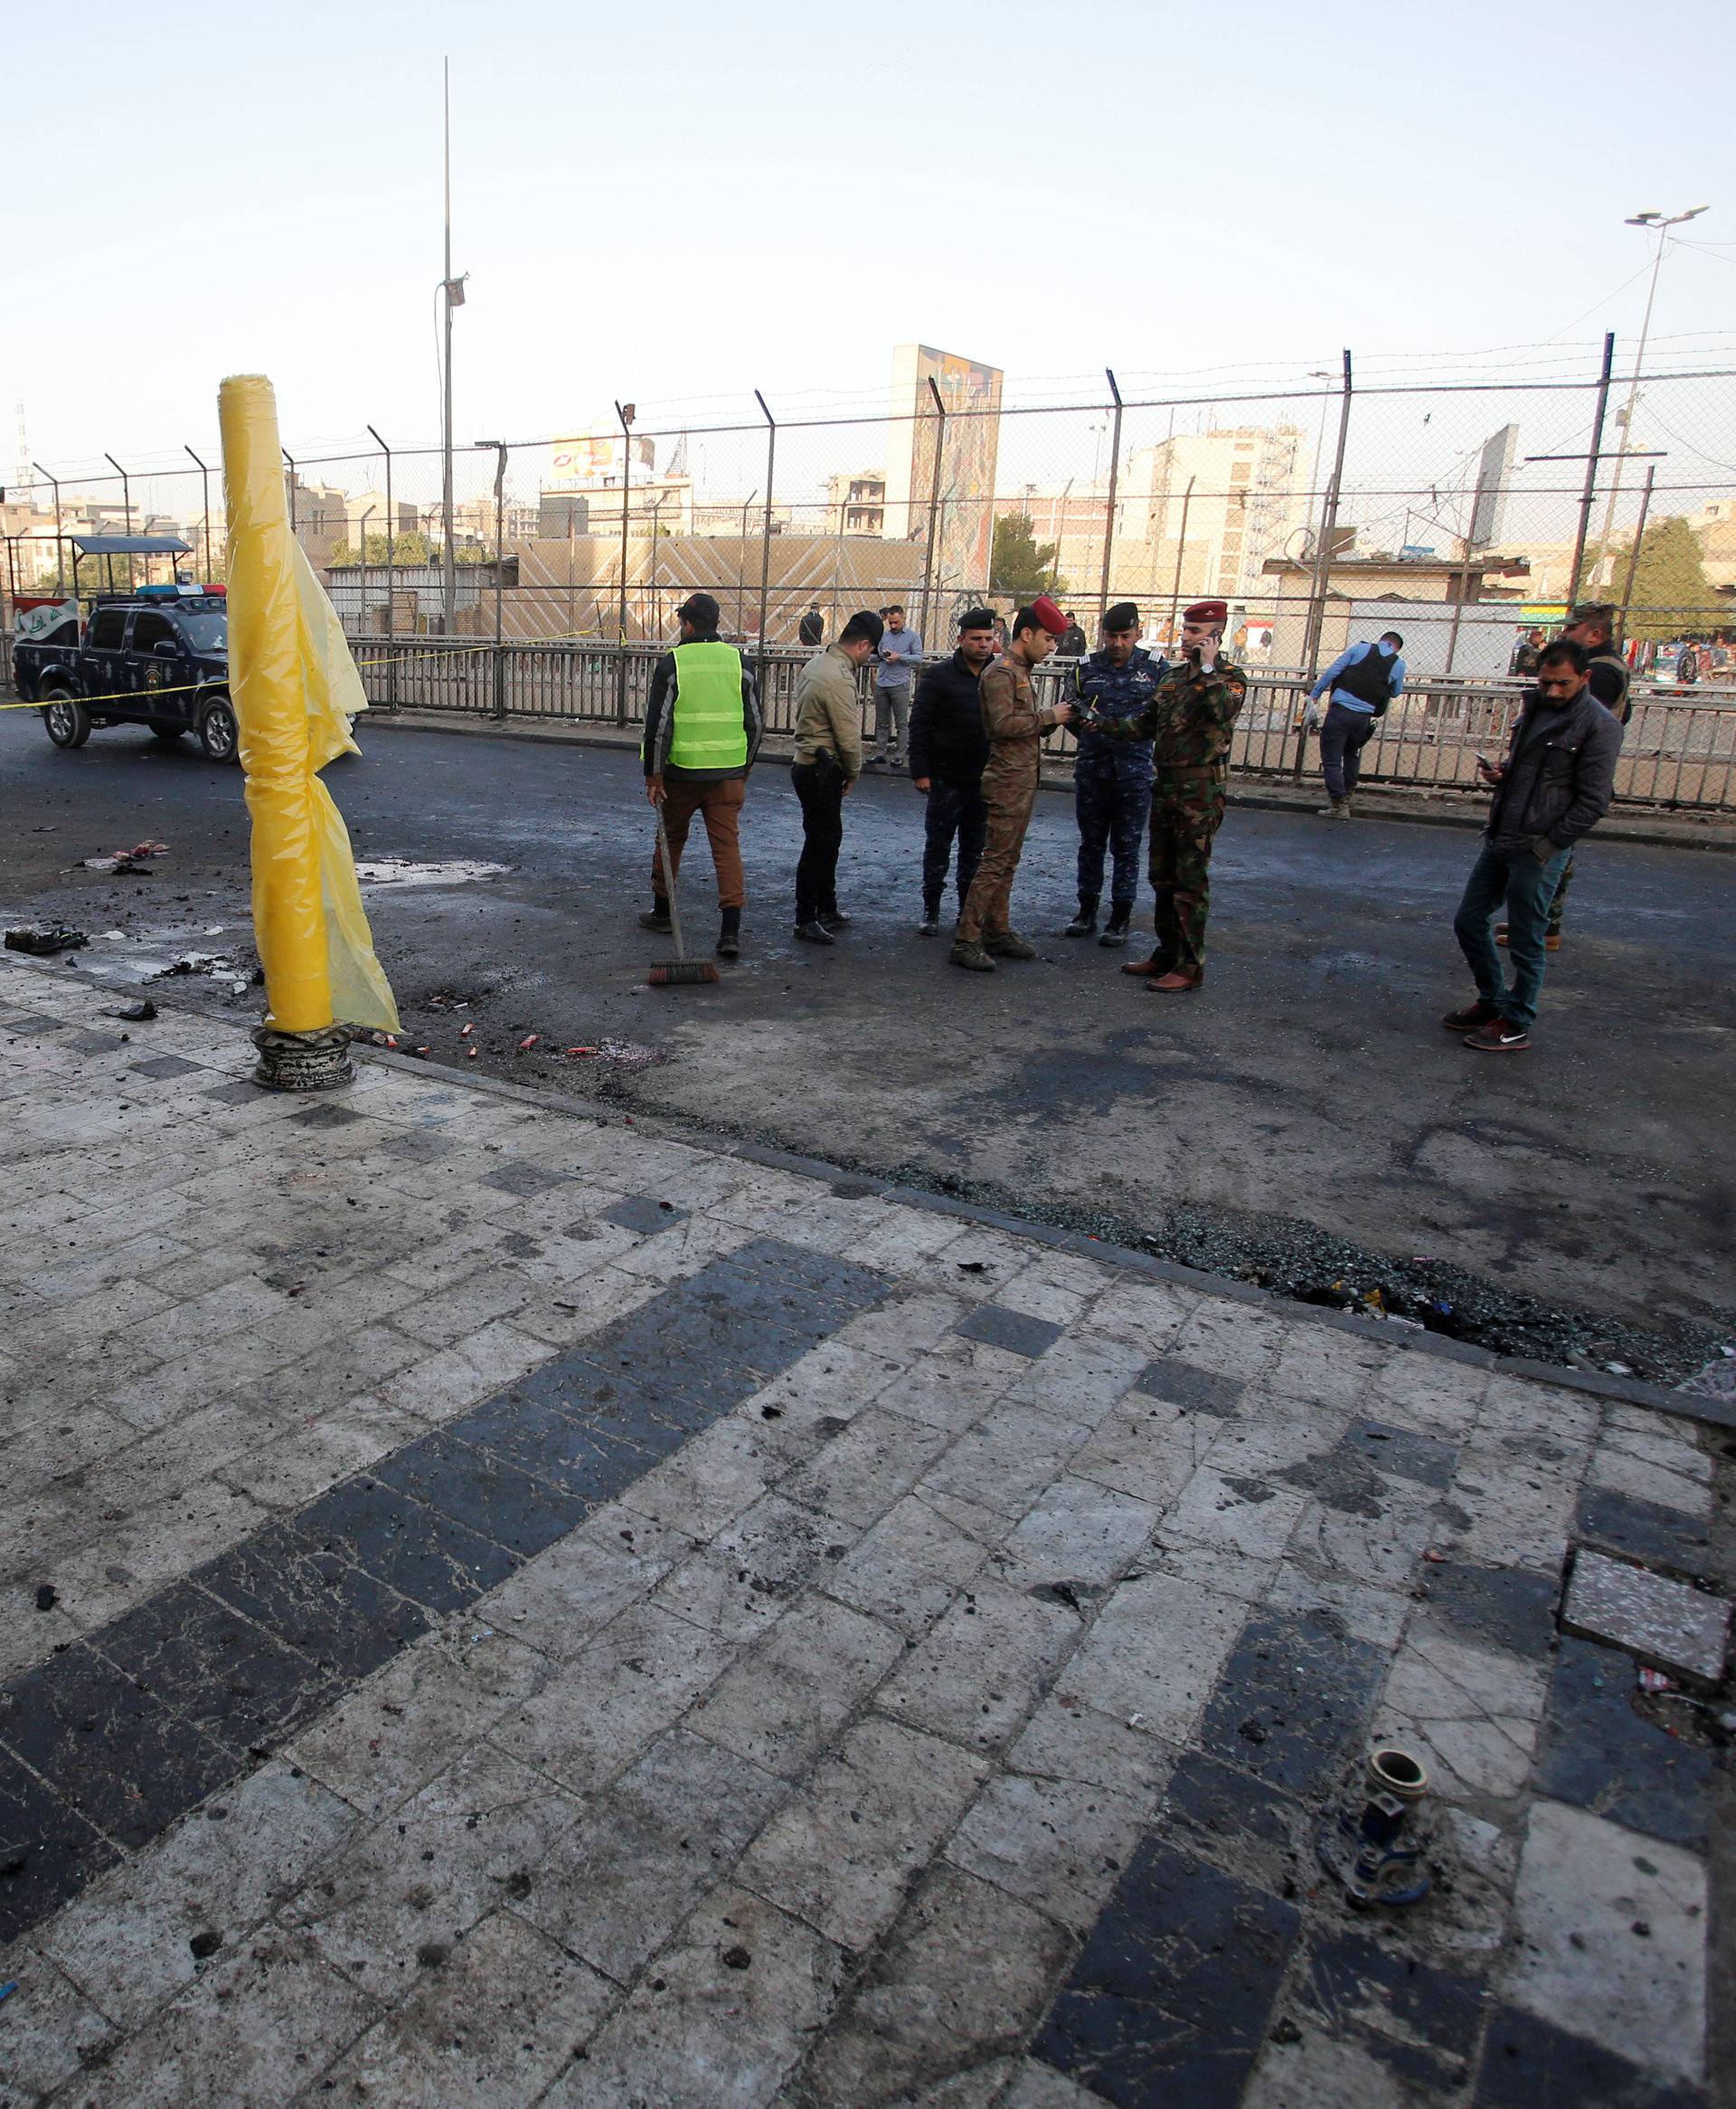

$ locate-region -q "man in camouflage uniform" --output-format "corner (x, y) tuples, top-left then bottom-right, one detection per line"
(1079, 597), (1245, 992)
(951, 597), (1075, 972)
(1065, 601), (1165, 946)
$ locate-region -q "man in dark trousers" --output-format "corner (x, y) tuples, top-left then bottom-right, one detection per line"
(1065, 601), (1165, 945)
(1080, 599), (1246, 993)
(1059, 611), (1089, 658)
(1446, 638), (1621, 1053)
(910, 608), (996, 935)
(641, 592), (763, 960)
(1307, 629), (1404, 818)
(798, 603), (825, 648)
(789, 610), (883, 943)
(950, 598), (1076, 971)
(1499, 601), (1630, 953)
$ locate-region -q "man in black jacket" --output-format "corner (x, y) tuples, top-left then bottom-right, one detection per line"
(909, 608), (996, 935)
(1445, 638), (1622, 1053)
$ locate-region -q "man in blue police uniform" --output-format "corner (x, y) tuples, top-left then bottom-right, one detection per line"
(1065, 602), (1165, 945)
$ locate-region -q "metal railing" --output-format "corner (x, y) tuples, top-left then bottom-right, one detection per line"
(347, 638), (1736, 815)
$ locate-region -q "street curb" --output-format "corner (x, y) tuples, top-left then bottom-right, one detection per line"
(356, 709), (1736, 855)
(351, 1042), (1736, 1437)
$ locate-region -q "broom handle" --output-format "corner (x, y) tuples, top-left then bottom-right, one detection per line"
(655, 803), (686, 965)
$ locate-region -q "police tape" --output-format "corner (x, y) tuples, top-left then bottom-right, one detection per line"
(0, 627), (621, 713)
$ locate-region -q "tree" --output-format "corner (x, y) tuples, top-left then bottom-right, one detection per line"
(991, 512), (1066, 599)
(326, 529), (439, 569)
(1617, 515), (1722, 642)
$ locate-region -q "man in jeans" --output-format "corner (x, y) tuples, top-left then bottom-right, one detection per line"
(641, 592), (763, 960)
(1445, 638), (1622, 1053)
(790, 610), (883, 943)
(910, 608), (996, 935)
(868, 605), (922, 769)
(1307, 629), (1404, 817)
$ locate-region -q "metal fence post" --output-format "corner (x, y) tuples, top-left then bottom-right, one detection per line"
(488, 439), (506, 719)
(1166, 477), (1195, 640)
(1097, 367), (1123, 629)
(282, 447), (297, 537)
(367, 424), (393, 638)
(1293, 349), (1354, 778)
(615, 400), (635, 725)
(104, 454), (134, 586)
(32, 464), (64, 591)
(184, 447), (212, 584)
(754, 389), (777, 694)
(1565, 331), (1616, 610)
(918, 377), (946, 647)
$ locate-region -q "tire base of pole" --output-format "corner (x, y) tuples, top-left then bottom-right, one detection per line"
(250, 1023), (355, 1092)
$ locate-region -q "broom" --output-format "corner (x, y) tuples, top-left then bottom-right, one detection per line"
(646, 802), (720, 988)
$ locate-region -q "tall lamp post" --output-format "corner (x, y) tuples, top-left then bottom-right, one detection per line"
(439, 57), (468, 636)
(1594, 205), (1708, 574)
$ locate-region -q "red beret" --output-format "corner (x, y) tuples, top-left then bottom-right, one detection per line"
(1031, 594), (1069, 637)
(1184, 599), (1228, 625)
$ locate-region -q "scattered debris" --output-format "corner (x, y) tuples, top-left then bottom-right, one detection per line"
(5, 924), (87, 956)
(354, 859), (509, 888)
(188, 1931), (222, 1960)
(957, 1261), (988, 1274)
(721, 1945), (752, 1970)
(33, 1584), (58, 1612)
(0, 1981), (15, 2007)
(517, 1035), (541, 1052)
(151, 951), (254, 997)
(103, 999), (157, 1022)
(415, 1942), (450, 1969)
(564, 1045), (599, 1057)
(1637, 1667), (1676, 1694)
(74, 840), (170, 875)
(460, 1022), (476, 1039)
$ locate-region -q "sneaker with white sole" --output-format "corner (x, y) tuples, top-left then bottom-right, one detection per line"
(1463, 1017), (1531, 1053)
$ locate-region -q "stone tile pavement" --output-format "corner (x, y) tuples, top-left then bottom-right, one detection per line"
(0, 952), (1728, 2106)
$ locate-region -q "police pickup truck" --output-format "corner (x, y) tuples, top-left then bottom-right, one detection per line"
(12, 573), (237, 763)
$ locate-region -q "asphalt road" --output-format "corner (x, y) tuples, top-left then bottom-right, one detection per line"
(4, 706), (1732, 1372)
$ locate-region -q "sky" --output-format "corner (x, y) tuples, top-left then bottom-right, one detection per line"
(5, 0), (1732, 506)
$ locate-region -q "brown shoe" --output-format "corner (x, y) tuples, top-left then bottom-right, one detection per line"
(1146, 970), (1203, 993)
(1122, 953), (1169, 978)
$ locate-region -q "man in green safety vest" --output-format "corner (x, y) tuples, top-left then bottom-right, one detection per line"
(641, 592), (765, 960)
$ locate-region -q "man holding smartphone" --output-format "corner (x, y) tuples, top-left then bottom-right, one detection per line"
(1444, 638), (1622, 1052)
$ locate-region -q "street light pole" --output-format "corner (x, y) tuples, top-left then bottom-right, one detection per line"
(1594, 206), (1708, 573)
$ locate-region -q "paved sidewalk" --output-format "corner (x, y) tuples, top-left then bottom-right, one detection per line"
(0, 952), (1726, 2107)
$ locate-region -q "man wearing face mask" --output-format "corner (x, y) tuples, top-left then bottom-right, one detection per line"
(950, 595), (1076, 972)
(1077, 598), (1246, 992)
(910, 607), (997, 936)
(1065, 601), (1165, 945)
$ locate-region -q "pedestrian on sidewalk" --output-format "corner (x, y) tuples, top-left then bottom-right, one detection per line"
(910, 608), (996, 936)
(1306, 630), (1404, 817)
(1080, 599), (1247, 994)
(950, 598), (1076, 973)
(868, 606), (922, 770)
(1059, 610), (1089, 658)
(641, 591), (764, 960)
(1445, 638), (1622, 1053)
(790, 610), (883, 944)
(798, 602), (826, 648)
(1498, 601), (1631, 955)
(1065, 601), (1165, 946)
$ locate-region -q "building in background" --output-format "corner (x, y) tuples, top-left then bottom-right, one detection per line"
(1127, 426), (1313, 607)
(882, 345), (1004, 594)
(824, 469), (887, 535)
(538, 426), (694, 539)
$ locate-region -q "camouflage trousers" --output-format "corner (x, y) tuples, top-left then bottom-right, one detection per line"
(958, 767), (1039, 943)
(1074, 764), (1153, 909)
(1147, 770), (1228, 979)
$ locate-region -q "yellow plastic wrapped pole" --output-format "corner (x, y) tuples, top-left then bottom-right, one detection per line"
(219, 374), (398, 1086)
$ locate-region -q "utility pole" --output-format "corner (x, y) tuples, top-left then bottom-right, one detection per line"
(1594, 207), (1708, 571)
(439, 57), (466, 637)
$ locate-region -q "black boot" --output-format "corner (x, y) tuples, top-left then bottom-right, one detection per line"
(918, 897), (942, 936)
(1066, 895), (1099, 938)
(717, 906), (741, 960)
(638, 894), (673, 933)
(1099, 903), (1131, 947)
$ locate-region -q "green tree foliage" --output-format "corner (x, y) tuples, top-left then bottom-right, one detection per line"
(326, 529), (441, 568)
(1612, 515), (1722, 642)
(990, 512), (1066, 599)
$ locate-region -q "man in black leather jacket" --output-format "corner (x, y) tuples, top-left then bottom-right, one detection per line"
(1443, 638), (1622, 1053)
(909, 608), (996, 935)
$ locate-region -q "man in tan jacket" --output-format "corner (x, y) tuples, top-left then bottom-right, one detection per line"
(951, 597), (1074, 970)
(790, 610), (883, 944)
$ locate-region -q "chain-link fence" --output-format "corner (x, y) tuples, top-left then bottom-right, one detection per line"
(5, 343), (1734, 809)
